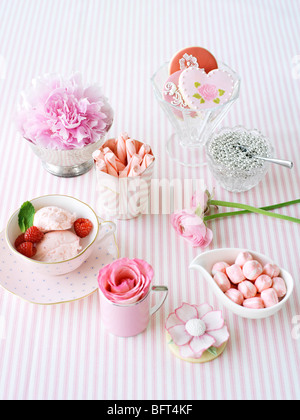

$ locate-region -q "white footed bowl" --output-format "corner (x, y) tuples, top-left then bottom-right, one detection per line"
(5, 194), (116, 276)
(190, 248), (294, 319)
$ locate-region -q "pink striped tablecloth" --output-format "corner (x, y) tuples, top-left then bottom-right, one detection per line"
(0, 0), (300, 400)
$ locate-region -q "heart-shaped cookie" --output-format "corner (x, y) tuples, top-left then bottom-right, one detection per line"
(179, 67), (234, 110)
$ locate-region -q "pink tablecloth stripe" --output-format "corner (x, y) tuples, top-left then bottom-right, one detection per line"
(0, 0), (300, 400)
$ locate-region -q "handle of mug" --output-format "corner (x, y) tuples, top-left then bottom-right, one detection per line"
(97, 217), (116, 242)
(150, 285), (168, 316)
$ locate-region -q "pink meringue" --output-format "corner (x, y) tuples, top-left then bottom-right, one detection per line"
(225, 288), (244, 305)
(238, 280), (257, 299)
(214, 272), (231, 293)
(272, 277), (287, 298)
(235, 251), (253, 267)
(243, 297), (265, 309)
(242, 260), (263, 281)
(211, 261), (230, 276)
(255, 274), (273, 293)
(226, 264), (246, 284)
(263, 263), (281, 278)
(261, 288), (279, 308)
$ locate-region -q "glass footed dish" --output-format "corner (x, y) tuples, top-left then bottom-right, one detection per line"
(151, 62), (241, 167)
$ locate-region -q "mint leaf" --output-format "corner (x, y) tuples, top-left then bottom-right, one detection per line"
(18, 201), (35, 232)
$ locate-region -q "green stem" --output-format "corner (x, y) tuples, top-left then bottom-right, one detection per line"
(204, 199), (300, 222)
(205, 199), (300, 224)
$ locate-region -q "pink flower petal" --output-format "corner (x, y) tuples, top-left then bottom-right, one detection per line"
(175, 302), (198, 323)
(207, 325), (230, 348)
(201, 311), (224, 331)
(189, 333), (215, 356)
(168, 324), (191, 346)
(194, 303), (213, 318)
(179, 343), (196, 359)
(165, 313), (184, 330)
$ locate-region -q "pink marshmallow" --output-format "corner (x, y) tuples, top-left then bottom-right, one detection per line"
(272, 277), (287, 298)
(225, 288), (244, 305)
(242, 260), (263, 281)
(261, 288), (279, 308)
(235, 251), (253, 267)
(226, 264), (246, 284)
(214, 272), (231, 293)
(211, 261), (230, 276)
(255, 274), (273, 293)
(263, 263), (281, 278)
(243, 297), (265, 309)
(238, 280), (257, 299)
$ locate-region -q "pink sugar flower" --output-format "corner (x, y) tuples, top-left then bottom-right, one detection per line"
(171, 210), (213, 249)
(166, 302), (229, 359)
(16, 72), (113, 150)
(198, 84), (218, 101)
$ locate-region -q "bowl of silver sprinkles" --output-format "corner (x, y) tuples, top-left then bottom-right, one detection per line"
(205, 126), (274, 192)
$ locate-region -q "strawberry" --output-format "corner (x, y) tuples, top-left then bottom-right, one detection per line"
(14, 233), (26, 248)
(74, 218), (93, 238)
(17, 242), (37, 258)
(24, 226), (44, 243)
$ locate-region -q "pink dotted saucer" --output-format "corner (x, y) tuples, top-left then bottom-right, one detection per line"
(0, 227), (118, 305)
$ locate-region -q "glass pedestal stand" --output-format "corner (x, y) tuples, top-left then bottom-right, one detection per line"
(151, 62), (241, 167)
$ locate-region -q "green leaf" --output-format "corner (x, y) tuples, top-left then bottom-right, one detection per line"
(193, 93), (201, 99)
(218, 89), (225, 96)
(207, 346), (218, 356)
(200, 98), (205, 104)
(194, 82), (201, 88)
(18, 201), (35, 233)
(213, 98), (220, 104)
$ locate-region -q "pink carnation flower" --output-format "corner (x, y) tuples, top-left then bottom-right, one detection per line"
(171, 210), (213, 248)
(16, 72), (113, 150)
(165, 302), (229, 359)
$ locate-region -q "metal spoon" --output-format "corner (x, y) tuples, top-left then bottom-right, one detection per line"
(238, 146), (293, 169)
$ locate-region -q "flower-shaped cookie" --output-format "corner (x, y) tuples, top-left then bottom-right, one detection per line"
(165, 302), (229, 360)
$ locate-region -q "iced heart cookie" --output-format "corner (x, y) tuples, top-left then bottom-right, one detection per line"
(179, 67), (234, 110)
(163, 70), (188, 109)
(165, 302), (229, 363)
(169, 46), (218, 75)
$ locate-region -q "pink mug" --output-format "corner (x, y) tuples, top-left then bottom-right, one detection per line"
(99, 285), (168, 337)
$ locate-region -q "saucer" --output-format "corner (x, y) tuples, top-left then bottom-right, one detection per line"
(0, 226), (118, 305)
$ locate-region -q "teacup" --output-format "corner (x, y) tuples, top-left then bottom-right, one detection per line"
(5, 194), (116, 276)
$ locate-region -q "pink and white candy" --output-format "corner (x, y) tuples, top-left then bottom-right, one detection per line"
(225, 288), (244, 305)
(226, 264), (246, 284)
(243, 260), (263, 281)
(214, 272), (231, 293)
(238, 280), (257, 299)
(235, 251), (253, 267)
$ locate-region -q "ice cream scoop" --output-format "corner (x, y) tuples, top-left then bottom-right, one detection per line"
(34, 206), (76, 232)
(34, 230), (82, 262)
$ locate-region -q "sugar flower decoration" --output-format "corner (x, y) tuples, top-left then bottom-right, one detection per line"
(179, 53), (199, 70)
(165, 303), (229, 359)
(16, 72), (113, 150)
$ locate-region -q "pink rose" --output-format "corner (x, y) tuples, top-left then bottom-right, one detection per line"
(98, 258), (154, 304)
(16, 72), (113, 150)
(171, 210), (213, 248)
(198, 84), (218, 101)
